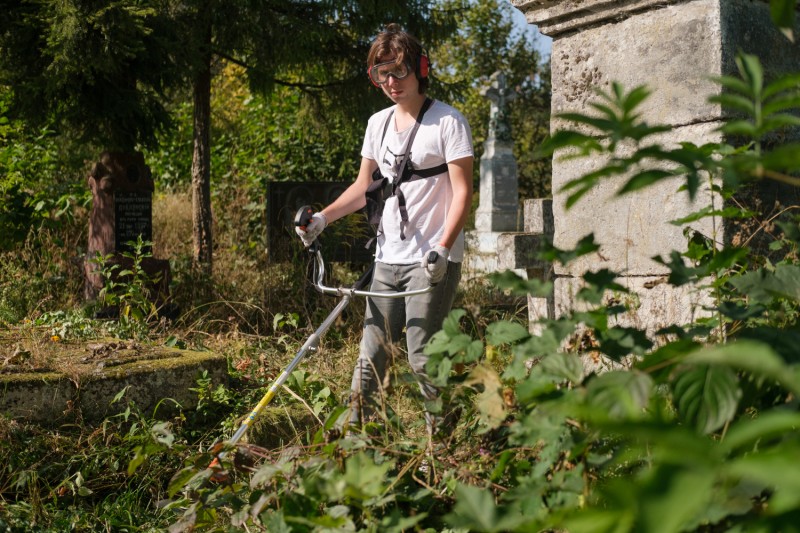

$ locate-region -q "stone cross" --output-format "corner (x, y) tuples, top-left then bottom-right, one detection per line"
(465, 72), (522, 277)
(474, 72), (520, 233)
(482, 72), (516, 143)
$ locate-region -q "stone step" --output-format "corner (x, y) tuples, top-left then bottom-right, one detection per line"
(0, 347), (227, 424)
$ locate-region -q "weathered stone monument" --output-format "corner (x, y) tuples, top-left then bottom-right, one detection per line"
(466, 72), (523, 276)
(84, 151), (170, 307)
(510, 0), (800, 337)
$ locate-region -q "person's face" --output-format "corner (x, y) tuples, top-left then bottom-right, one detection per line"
(370, 56), (419, 103)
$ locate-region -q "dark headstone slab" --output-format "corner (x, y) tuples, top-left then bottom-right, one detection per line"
(114, 190), (153, 254)
(266, 181), (372, 263)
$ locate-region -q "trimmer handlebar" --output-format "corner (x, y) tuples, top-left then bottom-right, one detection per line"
(294, 205), (434, 299)
(294, 205), (314, 231)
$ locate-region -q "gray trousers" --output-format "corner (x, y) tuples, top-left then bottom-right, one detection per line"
(350, 260), (461, 433)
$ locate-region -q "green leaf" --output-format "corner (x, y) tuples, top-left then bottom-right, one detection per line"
(722, 411), (800, 454)
(726, 446), (800, 512)
(342, 452), (394, 500)
(737, 53), (764, 96)
(672, 364), (741, 434)
(763, 72), (800, 99)
(442, 309), (467, 336)
(708, 93), (756, 115)
(540, 233), (600, 265)
(729, 264), (800, 304)
(489, 270), (553, 298)
(487, 320), (530, 346)
(539, 352), (584, 384)
(598, 326), (654, 360)
(685, 341), (800, 397)
(445, 484), (526, 532)
(586, 370), (654, 420)
(618, 169), (673, 194)
(770, 0), (797, 41)
(621, 85), (652, 115)
(638, 465), (717, 533)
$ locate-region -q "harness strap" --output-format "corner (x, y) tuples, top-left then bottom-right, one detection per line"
(371, 98), (447, 243)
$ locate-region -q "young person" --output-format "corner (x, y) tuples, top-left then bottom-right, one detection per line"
(296, 23), (473, 436)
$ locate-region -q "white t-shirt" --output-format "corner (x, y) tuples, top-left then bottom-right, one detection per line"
(361, 99), (473, 264)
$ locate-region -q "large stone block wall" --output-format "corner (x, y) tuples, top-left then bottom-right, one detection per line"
(511, 0), (800, 335)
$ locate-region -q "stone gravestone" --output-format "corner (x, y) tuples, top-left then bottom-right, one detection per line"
(466, 72), (522, 277)
(511, 0), (800, 349)
(84, 151), (170, 307)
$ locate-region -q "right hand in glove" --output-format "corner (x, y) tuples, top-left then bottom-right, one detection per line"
(421, 244), (449, 285)
(295, 212), (327, 247)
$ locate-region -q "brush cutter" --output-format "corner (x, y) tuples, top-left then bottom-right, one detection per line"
(208, 205), (436, 476)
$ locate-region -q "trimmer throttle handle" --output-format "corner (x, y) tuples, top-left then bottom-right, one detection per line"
(295, 205), (314, 230)
(427, 250), (439, 263)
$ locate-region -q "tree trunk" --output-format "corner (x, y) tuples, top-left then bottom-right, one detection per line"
(191, 53), (213, 274)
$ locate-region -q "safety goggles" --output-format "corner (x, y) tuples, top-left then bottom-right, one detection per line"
(367, 60), (411, 85)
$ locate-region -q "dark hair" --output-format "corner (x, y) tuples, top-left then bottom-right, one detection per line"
(367, 23), (429, 94)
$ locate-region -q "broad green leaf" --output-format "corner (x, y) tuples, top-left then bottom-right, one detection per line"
(598, 326), (654, 360)
(638, 465), (716, 533)
(487, 320), (530, 346)
(711, 74), (755, 97)
(558, 112), (616, 133)
(672, 364), (741, 434)
(342, 452), (394, 500)
(721, 411), (800, 454)
(561, 508), (635, 533)
(729, 264), (800, 304)
(539, 352), (584, 384)
(685, 341), (800, 396)
(442, 309), (467, 336)
(671, 205), (753, 225)
(726, 446), (800, 512)
(379, 510), (427, 533)
(586, 370), (654, 420)
(621, 85), (652, 115)
(653, 250), (702, 286)
(536, 130), (603, 157)
(636, 338), (702, 380)
(445, 484), (526, 532)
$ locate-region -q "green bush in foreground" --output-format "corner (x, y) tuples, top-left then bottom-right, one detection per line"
(130, 52), (800, 532)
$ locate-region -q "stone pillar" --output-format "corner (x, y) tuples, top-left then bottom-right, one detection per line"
(511, 0), (800, 336)
(466, 72), (523, 278)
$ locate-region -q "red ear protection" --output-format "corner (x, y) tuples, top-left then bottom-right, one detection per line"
(418, 53), (429, 78)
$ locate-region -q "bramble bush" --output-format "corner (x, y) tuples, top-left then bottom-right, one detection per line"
(135, 51), (800, 532)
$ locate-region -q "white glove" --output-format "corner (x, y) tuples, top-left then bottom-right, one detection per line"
(295, 212), (327, 247)
(421, 244), (449, 285)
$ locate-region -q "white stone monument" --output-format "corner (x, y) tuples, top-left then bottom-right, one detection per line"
(465, 72), (523, 278)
